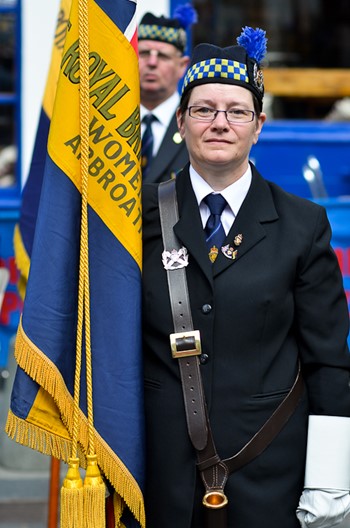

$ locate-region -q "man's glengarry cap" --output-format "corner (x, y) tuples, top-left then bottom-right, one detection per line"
(138, 4), (198, 54)
(181, 27), (267, 110)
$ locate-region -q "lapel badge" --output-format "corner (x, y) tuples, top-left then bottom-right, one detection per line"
(208, 246), (219, 263)
(221, 234), (243, 260)
(162, 247), (189, 270)
(221, 244), (238, 260)
(141, 155), (148, 169)
(234, 233), (243, 246)
(173, 132), (183, 144)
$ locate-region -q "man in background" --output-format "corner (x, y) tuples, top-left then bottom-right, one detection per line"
(138, 5), (197, 182)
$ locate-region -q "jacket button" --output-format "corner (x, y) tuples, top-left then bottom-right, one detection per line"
(201, 303), (212, 314)
(200, 354), (209, 364)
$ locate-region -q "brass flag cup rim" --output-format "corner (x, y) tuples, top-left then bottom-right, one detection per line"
(202, 490), (228, 509)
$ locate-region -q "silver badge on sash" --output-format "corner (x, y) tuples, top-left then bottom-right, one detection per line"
(162, 247), (189, 270)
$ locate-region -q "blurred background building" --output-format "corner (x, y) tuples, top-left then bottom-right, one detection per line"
(192, 0), (350, 120)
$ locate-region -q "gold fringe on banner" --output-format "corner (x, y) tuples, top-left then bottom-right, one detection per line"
(5, 410), (72, 461)
(113, 493), (127, 528)
(6, 320), (145, 526)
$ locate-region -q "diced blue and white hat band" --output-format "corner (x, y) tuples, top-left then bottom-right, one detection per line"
(138, 24), (186, 49)
(182, 58), (249, 94)
(138, 7), (198, 53)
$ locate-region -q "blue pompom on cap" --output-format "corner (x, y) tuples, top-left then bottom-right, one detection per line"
(237, 26), (267, 64)
(173, 3), (198, 29)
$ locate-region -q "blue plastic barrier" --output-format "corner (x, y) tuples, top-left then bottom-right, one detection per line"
(251, 121), (350, 199)
(0, 207), (22, 371)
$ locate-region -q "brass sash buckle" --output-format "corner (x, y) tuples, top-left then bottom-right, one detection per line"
(170, 330), (202, 358)
(202, 490), (228, 509)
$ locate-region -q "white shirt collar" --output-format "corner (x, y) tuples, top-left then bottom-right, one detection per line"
(141, 92), (180, 155)
(140, 91), (180, 129)
(189, 164), (252, 219)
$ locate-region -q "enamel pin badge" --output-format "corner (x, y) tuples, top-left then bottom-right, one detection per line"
(221, 233), (243, 260)
(208, 246), (219, 263)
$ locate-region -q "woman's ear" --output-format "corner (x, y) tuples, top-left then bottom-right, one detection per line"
(253, 112), (267, 144)
(176, 107), (186, 139)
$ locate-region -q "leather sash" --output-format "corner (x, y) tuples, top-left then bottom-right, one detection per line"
(158, 179), (304, 525)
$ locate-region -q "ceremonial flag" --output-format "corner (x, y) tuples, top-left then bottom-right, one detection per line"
(6, 0), (144, 526)
(14, 0), (72, 298)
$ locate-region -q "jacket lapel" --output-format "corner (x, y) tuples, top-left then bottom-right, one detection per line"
(146, 114), (186, 183)
(170, 165), (279, 281)
(213, 166), (279, 276)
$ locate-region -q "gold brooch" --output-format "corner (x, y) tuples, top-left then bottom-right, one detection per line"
(234, 234), (243, 246)
(208, 246), (219, 263)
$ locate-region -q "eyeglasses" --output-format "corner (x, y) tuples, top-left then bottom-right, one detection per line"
(187, 106), (255, 124)
(139, 49), (181, 62)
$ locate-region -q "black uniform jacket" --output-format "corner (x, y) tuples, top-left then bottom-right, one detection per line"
(142, 163), (350, 528)
(144, 113), (189, 183)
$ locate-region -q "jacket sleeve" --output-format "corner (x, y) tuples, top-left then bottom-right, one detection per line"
(294, 205), (350, 416)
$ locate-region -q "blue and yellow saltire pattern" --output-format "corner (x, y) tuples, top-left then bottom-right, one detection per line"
(14, 0), (72, 299)
(6, 0), (144, 525)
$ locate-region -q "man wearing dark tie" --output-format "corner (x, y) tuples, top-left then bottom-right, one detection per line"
(138, 6), (197, 182)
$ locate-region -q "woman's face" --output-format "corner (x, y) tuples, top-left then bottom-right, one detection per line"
(177, 83), (266, 179)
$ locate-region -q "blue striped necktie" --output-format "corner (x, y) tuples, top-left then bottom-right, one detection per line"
(204, 193), (227, 262)
(141, 114), (156, 179)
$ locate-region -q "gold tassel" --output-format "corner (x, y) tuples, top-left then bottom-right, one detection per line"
(83, 454), (106, 528)
(60, 457), (84, 528)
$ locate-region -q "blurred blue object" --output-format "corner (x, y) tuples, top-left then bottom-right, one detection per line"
(251, 121), (350, 198)
(313, 197), (350, 347)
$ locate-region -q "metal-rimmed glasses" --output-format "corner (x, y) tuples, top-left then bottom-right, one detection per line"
(139, 49), (182, 62)
(188, 106), (255, 124)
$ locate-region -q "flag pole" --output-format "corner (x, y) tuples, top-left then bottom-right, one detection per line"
(48, 457), (61, 528)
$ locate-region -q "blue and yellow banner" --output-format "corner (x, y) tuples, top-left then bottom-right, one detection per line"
(7, 0), (144, 525)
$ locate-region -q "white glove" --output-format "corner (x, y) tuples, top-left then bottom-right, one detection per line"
(296, 416), (350, 528)
(296, 489), (350, 528)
